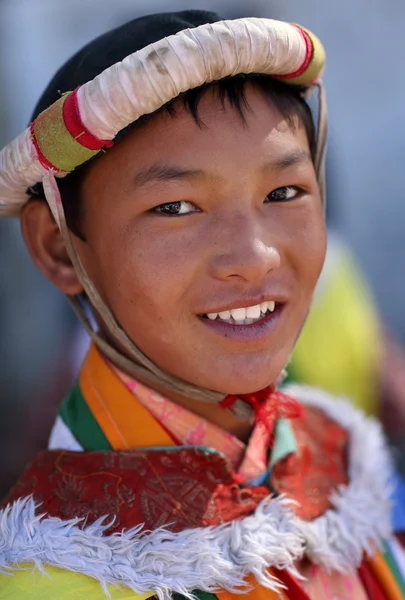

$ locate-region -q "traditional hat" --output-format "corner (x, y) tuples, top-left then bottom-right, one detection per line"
(0, 11), (327, 402)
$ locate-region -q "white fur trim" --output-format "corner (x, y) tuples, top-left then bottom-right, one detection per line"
(284, 384), (393, 571)
(0, 495), (304, 598)
(0, 18), (316, 215)
(48, 416), (84, 451)
(1, 386), (394, 596)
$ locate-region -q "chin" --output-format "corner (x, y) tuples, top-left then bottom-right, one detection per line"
(218, 379), (277, 395)
(200, 360), (286, 395)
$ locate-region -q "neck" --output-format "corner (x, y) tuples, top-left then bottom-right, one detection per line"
(97, 328), (255, 442)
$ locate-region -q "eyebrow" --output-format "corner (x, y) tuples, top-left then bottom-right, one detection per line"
(134, 165), (206, 188)
(261, 149), (312, 173)
(133, 150), (312, 188)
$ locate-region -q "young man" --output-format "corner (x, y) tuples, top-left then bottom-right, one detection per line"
(0, 9), (404, 600)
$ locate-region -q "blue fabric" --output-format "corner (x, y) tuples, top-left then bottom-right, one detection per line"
(391, 472), (405, 532)
(247, 471), (269, 487)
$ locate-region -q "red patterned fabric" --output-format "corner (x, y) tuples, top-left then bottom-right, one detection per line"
(2, 448), (269, 533)
(3, 406), (349, 531)
(270, 406), (349, 520)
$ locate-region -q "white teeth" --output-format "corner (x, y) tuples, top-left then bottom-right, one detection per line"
(205, 301), (276, 324)
(229, 307), (246, 321)
(246, 304), (261, 319)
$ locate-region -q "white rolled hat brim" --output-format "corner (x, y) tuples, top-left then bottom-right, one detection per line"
(0, 17), (324, 218)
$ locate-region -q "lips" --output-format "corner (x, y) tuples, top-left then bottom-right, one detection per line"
(199, 302), (284, 342)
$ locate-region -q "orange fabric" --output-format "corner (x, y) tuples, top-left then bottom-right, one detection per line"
(367, 550), (404, 600)
(217, 573), (290, 600)
(79, 344), (175, 449)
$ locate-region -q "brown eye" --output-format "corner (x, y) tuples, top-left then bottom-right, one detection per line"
(152, 201), (199, 215)
(265, 186), (300, 202)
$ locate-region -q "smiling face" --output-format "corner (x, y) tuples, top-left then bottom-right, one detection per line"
(32, 83), (327, 394)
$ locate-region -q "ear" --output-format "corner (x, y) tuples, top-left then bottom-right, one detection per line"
(21, 200), (84, 295)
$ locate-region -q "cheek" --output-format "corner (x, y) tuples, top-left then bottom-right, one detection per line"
(106, 224), (199, 325)
(273, 201), (326, 303)
(293, 211), (327, 294)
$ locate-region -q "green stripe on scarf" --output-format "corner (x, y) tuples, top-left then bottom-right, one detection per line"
(59, 380), (111, 450)
(383, 540), (405, 597)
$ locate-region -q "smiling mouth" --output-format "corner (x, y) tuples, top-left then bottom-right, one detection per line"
(201, 301), (277, 326)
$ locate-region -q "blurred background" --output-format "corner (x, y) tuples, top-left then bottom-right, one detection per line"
(1, 0), (405, 499)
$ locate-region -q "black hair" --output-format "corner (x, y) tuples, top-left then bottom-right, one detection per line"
(29, 74), (315, 240)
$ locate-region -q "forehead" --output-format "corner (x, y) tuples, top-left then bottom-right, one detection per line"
(85, 84), (311, 185)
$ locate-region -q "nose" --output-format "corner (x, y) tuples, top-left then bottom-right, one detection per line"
(209, 211), (281, 283)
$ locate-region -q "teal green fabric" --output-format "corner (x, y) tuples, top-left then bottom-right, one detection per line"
(269, 418), (297, 469)
(59, 380), (111, 450)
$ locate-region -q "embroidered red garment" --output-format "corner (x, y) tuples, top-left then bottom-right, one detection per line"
(271, 406), (349, 520)
(115, 363), (348, 522)
(2, 448), (269, 533)
(1, 445), (368, 600)
(3, 400), (349, 533)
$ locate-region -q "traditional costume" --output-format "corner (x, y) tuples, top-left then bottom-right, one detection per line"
(0, 10), (404, 600)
